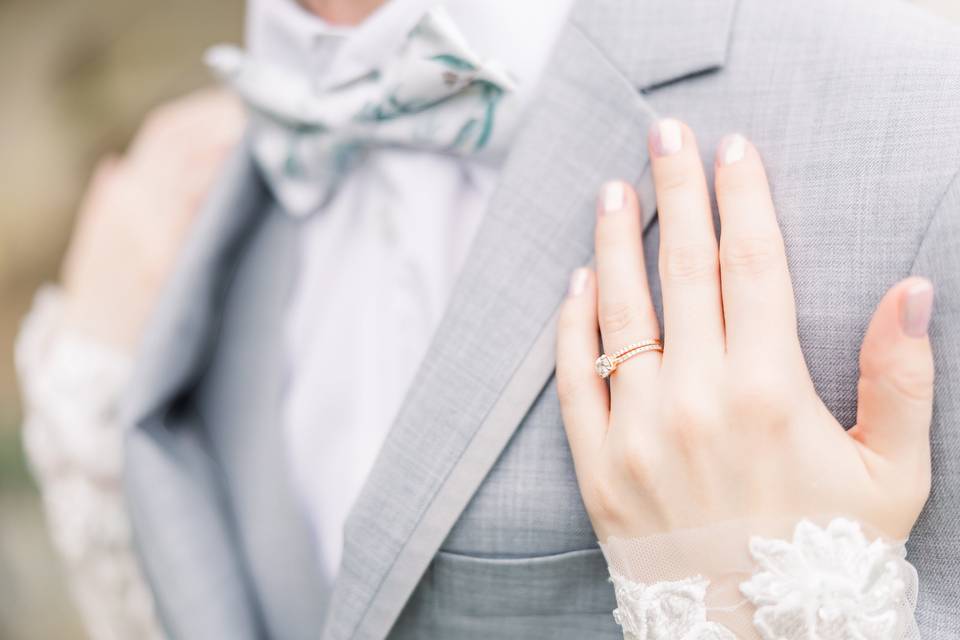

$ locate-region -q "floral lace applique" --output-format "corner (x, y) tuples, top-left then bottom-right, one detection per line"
(611, 575), (736, 640)
(604, 518), (918, 640)
(740, 518), (911, 640)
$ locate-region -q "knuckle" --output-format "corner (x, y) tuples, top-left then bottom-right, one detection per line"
(585, 478), (628, 526)
(860, 348), (935, 405)
(661, 243), (718, 283)
(599, 301), (640, 335)
(892, 372), (935, 404)
(655, 167), (693, 195)
(715, 170), (757, 199)
(720, 236), (782, 276)
(595, 230), (629, 257)
(862, 366), (935, 405)
(662, 398), (719, 441)
(622, 435), (656, 486)
(729, 373), (792, 421)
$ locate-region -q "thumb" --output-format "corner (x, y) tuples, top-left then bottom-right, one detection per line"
(853, 277), (935, 460)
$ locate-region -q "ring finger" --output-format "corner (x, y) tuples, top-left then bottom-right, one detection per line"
(594, 180), (661, 401)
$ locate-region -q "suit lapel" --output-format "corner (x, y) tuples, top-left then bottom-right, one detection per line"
(324, 1), (737, 638)
(124, 136), (269, 426)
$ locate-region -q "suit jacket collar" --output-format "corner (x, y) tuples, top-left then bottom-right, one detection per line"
(324, 1), (738, 638)
(572, 0), (739, 91)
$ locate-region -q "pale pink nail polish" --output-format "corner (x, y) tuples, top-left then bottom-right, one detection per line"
(650, 119), (683, 157)
(600, 181), (626, 215)
(568, 268), (589, 297)
(717, 134), (748, 166)
(901, 280), (934, 338)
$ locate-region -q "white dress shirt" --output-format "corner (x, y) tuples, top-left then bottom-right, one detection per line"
(246, 0), (575, 579)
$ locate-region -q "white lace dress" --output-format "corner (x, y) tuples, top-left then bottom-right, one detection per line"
(16, 287), (163, 640)
(16, 287), (921, 640)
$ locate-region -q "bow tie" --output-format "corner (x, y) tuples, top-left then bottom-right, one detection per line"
(207, 7), (518, 217)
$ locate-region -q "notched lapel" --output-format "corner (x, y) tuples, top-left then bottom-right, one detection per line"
(572, 0), (739, 92)
(325, 2), (740, 638)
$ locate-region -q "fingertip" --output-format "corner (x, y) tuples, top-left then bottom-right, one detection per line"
(650, 118), (681, 157)
(716, 133), (750, 168)
(568, 266), (592, 299)
(864, 278), (935, 355)
(860, 278), (936, 406)
(898, 277), (935, 339)
(856, 277), (936, 462)
(714, 134), (770, 183)
(649, 118), (698, 158)
(598, 180), (629, 217)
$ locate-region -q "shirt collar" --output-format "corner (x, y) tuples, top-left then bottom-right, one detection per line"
(248, 0), (454, 90)
(243, 0), (576, 108)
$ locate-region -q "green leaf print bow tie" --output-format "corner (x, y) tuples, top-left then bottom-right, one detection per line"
(207, 7), (519, 216)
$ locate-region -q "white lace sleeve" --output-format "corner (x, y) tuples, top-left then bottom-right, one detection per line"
(601, 517), (919, 640)
(15, 285), (164, 640)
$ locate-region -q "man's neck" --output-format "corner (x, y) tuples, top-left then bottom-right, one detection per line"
(301, 0), (386, 25)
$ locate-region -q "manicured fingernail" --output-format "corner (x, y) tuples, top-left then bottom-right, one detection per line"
(600, 181), (626, 215)
(901, 279), (934, 338)
(717, 134), (748, 166)
(568, 268), (589, 297)
(650, 118), (683, 157)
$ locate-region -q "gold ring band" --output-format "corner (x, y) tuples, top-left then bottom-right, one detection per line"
(595, 339), (663, 379)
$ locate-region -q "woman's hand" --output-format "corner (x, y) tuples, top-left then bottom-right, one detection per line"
(556, 119), (935, 543)
(61, 88), (244, 349)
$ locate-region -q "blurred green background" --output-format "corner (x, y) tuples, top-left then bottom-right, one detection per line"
(0, 0), (956, 638)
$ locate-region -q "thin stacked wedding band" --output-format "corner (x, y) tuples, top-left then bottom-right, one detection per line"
(595, 339), (663, 379)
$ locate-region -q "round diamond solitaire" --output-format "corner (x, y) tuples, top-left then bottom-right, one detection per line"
(595, 354), (614, 379)
(594, 339), (663, 379)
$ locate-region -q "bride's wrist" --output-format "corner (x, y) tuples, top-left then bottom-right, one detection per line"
(602, 516), (919, 640)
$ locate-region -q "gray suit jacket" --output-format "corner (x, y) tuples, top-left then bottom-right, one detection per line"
(123, 0), (960, 638)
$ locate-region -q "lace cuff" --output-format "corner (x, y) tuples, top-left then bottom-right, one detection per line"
(16, 286), (132, 481)
(15, 285), (164, 640)
(601, 518), (919, 640)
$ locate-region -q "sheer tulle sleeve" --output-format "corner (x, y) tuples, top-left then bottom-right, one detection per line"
(15, 286), (164, 640)
(600, 517), (919, 640)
